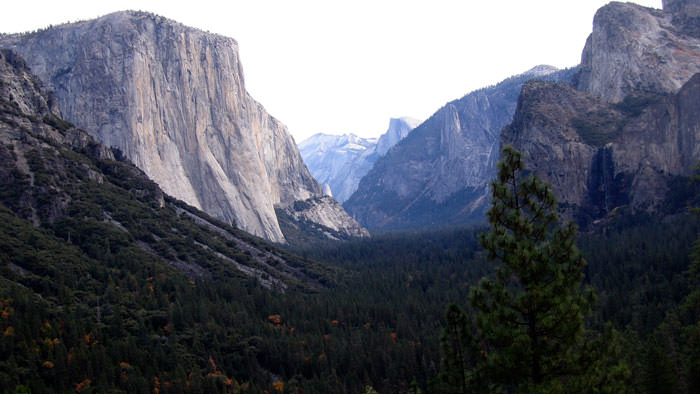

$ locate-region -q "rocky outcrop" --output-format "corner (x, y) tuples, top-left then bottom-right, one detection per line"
(299, 117), (420, 203)
(278, 196), (370, 241)
(504, 75), (700, 224)
(0, 11), (365, 243)
(374, 117), (421, 156)
(504, 1), (700, 224)
(576, 1), (700, 103)
(344, 66), (575, 230)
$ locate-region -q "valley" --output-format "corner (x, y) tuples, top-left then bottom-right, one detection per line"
(1, 0), (700, 393)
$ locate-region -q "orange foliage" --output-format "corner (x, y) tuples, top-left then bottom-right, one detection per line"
(0, 299), (13, 319)
(42, 361), (54, 369)
(390, 332), (398, 341)
(84, 334), (91, 345)
(75, 378), (92, 392)
(154, 377), (161, 394)
(273, 381), (284, 392)
(3, 326), (14, 337)
(331, 319), (339, 325)
(363, 322), (371, 329)
(268, 314), (282, 326)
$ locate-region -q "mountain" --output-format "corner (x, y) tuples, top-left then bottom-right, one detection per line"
(0, 47), (329, 293)
(0, 48), (345, 390)
(298, 133), (377, 203)
(0, 11), (366, 243)
(503, 0), (700, 225)
(298, 117), (420, 203)
(344, 66), (575, 230)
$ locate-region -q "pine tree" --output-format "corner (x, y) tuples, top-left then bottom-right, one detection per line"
(465, 146), (603, 392)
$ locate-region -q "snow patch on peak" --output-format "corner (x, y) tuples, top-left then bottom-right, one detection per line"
(523, 65), (560, 77)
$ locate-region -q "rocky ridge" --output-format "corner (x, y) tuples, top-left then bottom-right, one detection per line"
(0, 11), (366, 243)
(344, 66), (574, 230)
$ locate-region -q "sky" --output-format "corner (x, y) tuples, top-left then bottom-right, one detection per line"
(2, 0), (662, 142)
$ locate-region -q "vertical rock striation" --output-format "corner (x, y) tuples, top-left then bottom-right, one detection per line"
(0, 11), (366, 243)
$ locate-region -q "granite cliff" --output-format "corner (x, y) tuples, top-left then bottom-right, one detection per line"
(344, 66), (575, 230)
(503, 0), (700, 224)
(576, 0), (700, 103)
(0, 11), (366, 243)
(0, 48), (328, 289)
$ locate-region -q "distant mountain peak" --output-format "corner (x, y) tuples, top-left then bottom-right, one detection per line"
(523, 65), (560, 77)
(299, 117), (420, 203)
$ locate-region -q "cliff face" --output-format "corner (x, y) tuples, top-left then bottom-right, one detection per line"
(0, 48), (330, 293)
(344, 66), (574, 230)
(576, 1), (700, 103)
(0, 11), (365, 243)
(504, 1), (700, 224)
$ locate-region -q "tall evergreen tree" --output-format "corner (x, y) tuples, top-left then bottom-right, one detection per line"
(452, 146), (618, 392)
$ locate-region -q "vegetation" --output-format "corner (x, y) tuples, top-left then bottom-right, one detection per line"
(440, 147), (629, 393)
(1, 95), (699, 393)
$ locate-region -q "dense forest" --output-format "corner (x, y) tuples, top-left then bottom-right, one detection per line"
(1, 48), (699, 394)
(2, 190), (700, 393)
(1, 145), (700, 393)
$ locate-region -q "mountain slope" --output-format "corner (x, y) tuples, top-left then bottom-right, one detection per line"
(298, 117), (420, 203)
(503, 0), (700, 225)
(344, 66), (575, 230)
(0, 48), (347, 392)
(0, 11), (365, 243)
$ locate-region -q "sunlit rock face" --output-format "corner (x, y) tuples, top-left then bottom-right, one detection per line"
(0, 11), (366, 243)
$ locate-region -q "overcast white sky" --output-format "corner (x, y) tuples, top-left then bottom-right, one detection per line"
(2, 0), (662, 142)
